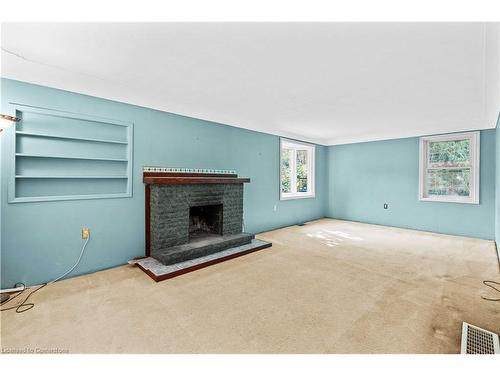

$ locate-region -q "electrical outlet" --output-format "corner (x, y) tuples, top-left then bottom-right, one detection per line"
(81, 227), (90, 239)
(273, 204), (277, 212)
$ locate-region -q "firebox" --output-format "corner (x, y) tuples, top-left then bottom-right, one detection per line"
(189, 204), (223, 241)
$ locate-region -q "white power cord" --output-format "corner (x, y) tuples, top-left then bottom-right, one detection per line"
(1, 235), (90, 313)
(50, 235), (90, 284)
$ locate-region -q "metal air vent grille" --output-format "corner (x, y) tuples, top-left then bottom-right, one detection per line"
(461, 322), (499, 354)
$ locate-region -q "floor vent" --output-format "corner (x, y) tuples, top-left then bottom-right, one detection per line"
(461, 322), (499, 354)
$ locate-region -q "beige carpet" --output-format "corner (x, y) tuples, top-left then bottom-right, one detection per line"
(1, 219), (499, 353)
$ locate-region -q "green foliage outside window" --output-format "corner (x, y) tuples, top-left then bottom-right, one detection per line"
(296, 150), (308, 192)
(428, 139), (470, 167)
(281, 149), (291, 193)
(427, 139), (471, 197)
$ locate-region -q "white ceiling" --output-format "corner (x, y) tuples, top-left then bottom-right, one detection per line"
(1, 23), (499, 145)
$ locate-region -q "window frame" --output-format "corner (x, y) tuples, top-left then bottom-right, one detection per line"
(279, 138), (316, 200)
(418, 131), (480, 204)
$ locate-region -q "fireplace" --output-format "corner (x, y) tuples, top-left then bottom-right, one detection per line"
(144, 169), (256, 265)
(139, 168), (272, 281)
(189, 204), (223, 241)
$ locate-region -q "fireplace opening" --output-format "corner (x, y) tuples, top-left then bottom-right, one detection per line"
(189, 204), (223, 241)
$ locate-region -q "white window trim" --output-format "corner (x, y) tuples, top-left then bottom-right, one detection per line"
(280, 138), (316, 200)
(419, 131), (480, 204)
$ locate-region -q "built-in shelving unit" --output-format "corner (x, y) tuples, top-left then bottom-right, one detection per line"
(8, 104), (133, 203)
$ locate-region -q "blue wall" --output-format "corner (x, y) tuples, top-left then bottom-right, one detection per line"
(0, 79), (328, 287)
(327, 130), (497, 240)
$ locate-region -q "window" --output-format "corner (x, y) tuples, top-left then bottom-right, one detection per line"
(280, 138), (315, 200)
(419, 131), (480, 204)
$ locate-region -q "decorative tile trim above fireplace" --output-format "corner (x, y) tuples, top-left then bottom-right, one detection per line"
(143, 166), (236, 175)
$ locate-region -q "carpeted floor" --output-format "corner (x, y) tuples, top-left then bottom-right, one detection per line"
(1, 219), (499, 353)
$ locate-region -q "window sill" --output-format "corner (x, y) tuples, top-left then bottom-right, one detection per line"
(419, 196), (479, 205)
(280, 193), (316, 201)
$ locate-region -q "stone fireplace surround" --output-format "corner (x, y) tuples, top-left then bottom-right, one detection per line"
(151, 184), (246, 249)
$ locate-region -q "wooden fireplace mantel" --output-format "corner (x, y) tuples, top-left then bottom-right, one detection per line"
(143, 176), (250, 185)
(143, 171), (250, 185)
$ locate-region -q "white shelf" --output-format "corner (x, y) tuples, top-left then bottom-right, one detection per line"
(15, 153), (128, 162)
(15, 175), (128, 179)
(16, 131), (128, 144)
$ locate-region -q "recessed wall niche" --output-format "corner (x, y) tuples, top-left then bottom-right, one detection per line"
(7, 104), (133, 203)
